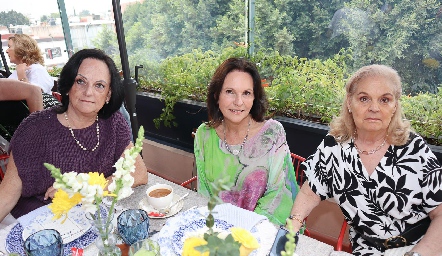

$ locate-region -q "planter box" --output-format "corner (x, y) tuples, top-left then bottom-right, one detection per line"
(136, 92), (442, 162)
(136, 92), (207, 152)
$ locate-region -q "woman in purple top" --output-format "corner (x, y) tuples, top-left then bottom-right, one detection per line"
(0, 49), (148, 221)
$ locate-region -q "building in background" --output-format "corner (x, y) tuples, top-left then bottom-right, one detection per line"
(1, 15), (115, 69)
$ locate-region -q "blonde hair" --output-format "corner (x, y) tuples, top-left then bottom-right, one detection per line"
(8, 34), (44, 65)
(329, 64), (411, 146)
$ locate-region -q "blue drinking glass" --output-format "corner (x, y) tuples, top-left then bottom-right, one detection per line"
(117, 209), (149, 245)
(23, 229), (63, 256)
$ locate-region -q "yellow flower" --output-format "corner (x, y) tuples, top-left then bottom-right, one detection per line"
(182, 237), (209, 256)
(88, 172), (107, 187)
(48, 190), (82, 221)
(230, 227), (260, 256)
(88, 172), (116, 197)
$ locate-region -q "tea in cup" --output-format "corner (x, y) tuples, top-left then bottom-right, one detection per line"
(145, 184), (173, 210)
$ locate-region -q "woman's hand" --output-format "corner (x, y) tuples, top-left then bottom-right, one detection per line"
(44, 186), (57, 200)
(16, 63), (29, 82)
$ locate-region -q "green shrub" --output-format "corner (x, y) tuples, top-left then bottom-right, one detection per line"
(401, 88), (442, 145)
(137, 48), (441, 146)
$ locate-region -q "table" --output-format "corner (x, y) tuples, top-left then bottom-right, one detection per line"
(1, 173), (353, 256)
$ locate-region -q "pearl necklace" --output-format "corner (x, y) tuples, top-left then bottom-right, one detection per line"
(354, 137), (387, 155)
(223, 118), (251, 156)
(64, 112), (100, 151)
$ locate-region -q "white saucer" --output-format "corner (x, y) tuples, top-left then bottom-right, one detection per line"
(139, 193), (184, 219)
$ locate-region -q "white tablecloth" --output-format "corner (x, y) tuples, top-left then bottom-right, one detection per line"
(0, 173), (367, 256)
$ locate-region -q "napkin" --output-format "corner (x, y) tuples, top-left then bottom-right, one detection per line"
(198, 203), (268, 231)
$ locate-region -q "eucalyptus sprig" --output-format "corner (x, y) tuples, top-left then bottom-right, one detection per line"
(195, 176), (242, 256)
(281, 223), (297, 256)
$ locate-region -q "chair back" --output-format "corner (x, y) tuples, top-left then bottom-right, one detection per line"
(180, 176), (197, 190)
(290, 153), (306, 186)
(0, 153), (8, 181)
(52, 92), (62, 102)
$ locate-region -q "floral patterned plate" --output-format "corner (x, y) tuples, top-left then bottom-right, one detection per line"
(5, 205), (107, 256)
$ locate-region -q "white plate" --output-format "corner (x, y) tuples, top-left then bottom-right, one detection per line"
(156, 206), (264, 256)
(22, 205), (91, 244)
(139, 193), (184, 219)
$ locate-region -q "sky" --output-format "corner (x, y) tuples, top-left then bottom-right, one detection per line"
(1, 0), (134, 21)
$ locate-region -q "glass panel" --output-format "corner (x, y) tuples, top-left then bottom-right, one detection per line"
(252, 0), (442, 95)
(1, 0), (121, 71)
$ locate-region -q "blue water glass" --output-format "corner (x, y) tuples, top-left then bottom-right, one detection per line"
(117, 209), (150, 245)
(23, 229), (63, 256)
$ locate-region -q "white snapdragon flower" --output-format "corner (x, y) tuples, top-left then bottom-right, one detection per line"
(116, 186), (133, 200)
(81, 201), (98, 214)
(107, 181), (117, 193)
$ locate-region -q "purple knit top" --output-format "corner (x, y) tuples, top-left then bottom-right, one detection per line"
(9, 108), (131, 218)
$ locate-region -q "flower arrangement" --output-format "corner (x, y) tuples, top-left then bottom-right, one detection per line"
(181, 177), (260, 256)
(44, 126), (145, 253)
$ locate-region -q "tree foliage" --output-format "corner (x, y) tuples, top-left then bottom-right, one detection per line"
(0, 10), (30, 27)
(93, 0), (442, 95)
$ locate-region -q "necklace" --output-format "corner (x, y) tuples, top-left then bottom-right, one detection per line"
(354, 137), (387, 155)
(223, 118), (251, 156)
(64, 112), (100, 151)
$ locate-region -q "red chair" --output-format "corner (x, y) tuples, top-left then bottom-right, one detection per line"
(290, 153), (310, 236)
(291, 153), (306, 186)
(52, 91), (62, 102)
(336, 221), (348, 251)
(0, 153), (9, 181)
(180, 176), (197, 189)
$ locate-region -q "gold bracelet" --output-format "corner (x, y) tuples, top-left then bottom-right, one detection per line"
(288, 214), (304, 225)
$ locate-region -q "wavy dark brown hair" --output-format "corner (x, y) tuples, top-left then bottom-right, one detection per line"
(206, 57), (268, 128)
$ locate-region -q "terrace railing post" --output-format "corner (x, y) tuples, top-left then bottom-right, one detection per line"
(112, 0), (139, 140)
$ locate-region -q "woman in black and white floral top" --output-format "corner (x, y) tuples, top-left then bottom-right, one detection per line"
(287, 65), (442, 256)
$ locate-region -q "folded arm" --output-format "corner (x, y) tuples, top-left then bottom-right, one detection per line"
(0, 152), (22, 223)
(408, 204), (442, 256)
(0, 79), (43, 113)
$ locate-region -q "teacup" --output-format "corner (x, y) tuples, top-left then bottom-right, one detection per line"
(145, 184), (173, 210)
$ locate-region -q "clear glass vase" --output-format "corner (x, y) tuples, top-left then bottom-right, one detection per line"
(88, 210), (121, 256)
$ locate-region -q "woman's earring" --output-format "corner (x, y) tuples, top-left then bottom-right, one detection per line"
(348, 108), (352, 113)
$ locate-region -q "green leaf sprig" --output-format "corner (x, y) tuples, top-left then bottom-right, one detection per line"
(195, 176), (242, 256)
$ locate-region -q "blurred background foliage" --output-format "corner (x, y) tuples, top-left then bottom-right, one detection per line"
(90, 0), (441, 144)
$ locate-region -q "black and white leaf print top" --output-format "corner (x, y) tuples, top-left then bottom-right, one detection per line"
(303, 133), (442, 256)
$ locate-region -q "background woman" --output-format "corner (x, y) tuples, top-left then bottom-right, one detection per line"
(0, 49), (148, 222)
(287, 65), (442, 256)
(194, 57), (298, 225)
(6, 34), (54, 94)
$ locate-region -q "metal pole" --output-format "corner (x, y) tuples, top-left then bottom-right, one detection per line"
(57, 0), (74, 57)
(248, 0), (255, 56)
(112, 0), (139, 141)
